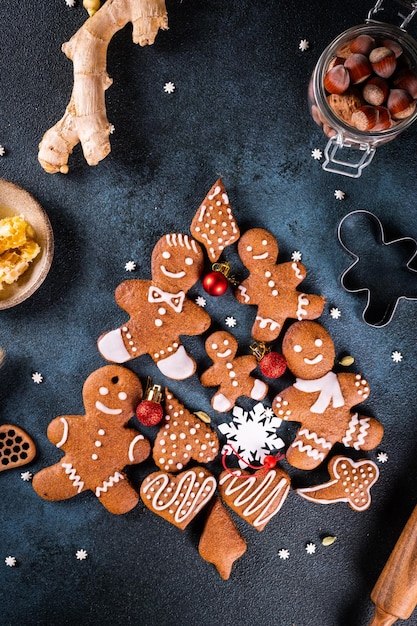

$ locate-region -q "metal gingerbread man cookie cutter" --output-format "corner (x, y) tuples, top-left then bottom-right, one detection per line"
(337, 209), (417, 327)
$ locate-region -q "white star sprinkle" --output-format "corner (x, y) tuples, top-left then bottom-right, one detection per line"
(334, 190), (345, 200)
(311, 148), (323, 160)
(75, 549), (88, 561)
(377, 451), (388, 463)
(20, 471), (33, 482)
(225, 316), (237, 328)
(195, 295), (207, 308)
(391, 350), (403, 363)
(32, 372), (43, 384)
(291, 250), (302, 262)
(330, 307), (341, 320)
(164, 82), (176, 94)
(5, 556), (16, 567)
(278, 548), (290, 560)
(65, 0), (76, 6)
(0, 145), (5, 157)
(263, 406), (275, 418)
(109, 124), (115, 134)
(299, 39), (310, 52)
(124, 260), (136, 272)
(305, 542), (316, 555)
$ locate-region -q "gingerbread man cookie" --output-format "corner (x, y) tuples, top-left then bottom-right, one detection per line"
(200, 330), (268, 413)
(98, 233), (211, 380)
(235, 228), (325, 343)
(272, 321), (383, 470)
(32, 365), (151, 514)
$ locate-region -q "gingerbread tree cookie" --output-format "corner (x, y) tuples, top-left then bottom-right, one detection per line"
(272, 321), (384, 470)
(236, 228), (325, 343)
(190, 179), (240, 262)
(32, 365), (151, 514)
(200, 330), (268, 413)
(98, 233), (211, 380)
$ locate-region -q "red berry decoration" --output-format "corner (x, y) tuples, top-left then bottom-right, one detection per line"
(136, 381), (164, 426)
(202, 271), (228, 296)
(259, 351), (287, 378)
(263, 455), (278, 469)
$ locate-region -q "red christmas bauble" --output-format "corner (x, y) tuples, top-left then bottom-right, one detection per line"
(263, 455), (278, 469)
(136, 400), (164, 426)
(259, 351), (287, 378)
(202, 271), (228, 296)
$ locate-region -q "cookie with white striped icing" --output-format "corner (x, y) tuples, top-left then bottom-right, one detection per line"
(153, 389), (219, 472)
(140, 467), (217, 529)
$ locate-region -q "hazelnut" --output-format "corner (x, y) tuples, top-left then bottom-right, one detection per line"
(393, 68), (417, 99)
(379, 38), (403, 59)
(362, 76), (389, 106)
(324, 64), (350, 94)
(369, 46), (397, 78)
(327, 90), (363, 124)
(373, 106), (392, 130)
(387, 88), (416, 119)
(351, 105), (379, 131)
(350, 34), (375, 56)
(344, 53), (372, 84)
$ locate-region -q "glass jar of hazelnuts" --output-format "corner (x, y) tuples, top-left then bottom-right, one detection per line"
(309, 0), (417, 177)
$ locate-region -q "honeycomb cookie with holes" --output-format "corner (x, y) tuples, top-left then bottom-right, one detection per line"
(97, 233), (211, 380)
(200, 330), (268, 413)
(272, 321), (383, 470)
(235, 228), (325, 343)
(153, 389), (219, 472)
(32, 365), (151, 514)
(0, 425), (36, 472)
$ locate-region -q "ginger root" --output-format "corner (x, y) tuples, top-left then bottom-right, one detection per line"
(38, 0), (168, 174)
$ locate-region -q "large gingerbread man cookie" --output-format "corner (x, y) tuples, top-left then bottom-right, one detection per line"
(200, 330), (268, 412)
(98, 233), (211, 380)
(32, 365), (151, 514)
(272, 321), (383, 470)
(235, 228), (325, 343)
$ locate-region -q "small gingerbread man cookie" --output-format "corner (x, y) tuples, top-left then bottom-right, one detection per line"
(200, 330), (268, 413)
(32, 365), (151, 514)
(98, 233), (211, 380)
(235, 228), (325, 343)
(272, 321), (383, 470)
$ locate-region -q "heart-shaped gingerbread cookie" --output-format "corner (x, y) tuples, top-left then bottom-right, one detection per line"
(0, 424), (36, 472)
(140, 467), (217, 529)
(152, 389), (219, 472)
(218, 467), (290, 531)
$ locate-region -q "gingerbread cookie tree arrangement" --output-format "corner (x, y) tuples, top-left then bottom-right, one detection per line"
(38, 0), (168, 174)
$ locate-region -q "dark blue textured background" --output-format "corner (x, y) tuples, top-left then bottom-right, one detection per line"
(1, 1), (417, 624)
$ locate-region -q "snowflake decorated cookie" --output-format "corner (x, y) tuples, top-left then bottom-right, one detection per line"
(272, 321), (384, 470)
(235, 228), (325, 343)
(200, 331), (268, 413)
(190, 179), (240, 262)
(98, 234), (211, 380)
(32, 366), (151, 514)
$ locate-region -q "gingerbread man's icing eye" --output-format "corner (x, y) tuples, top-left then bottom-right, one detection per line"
(185, 257), (194, 266)
(162, 251), (171, 259)
(212, 343), (218, 350)
(246, 245), (253, 252)
(99, 386), (109, 395)
(223, 339), (229, 346)
(315, 338), (323, 347)
(118, 392), (127, 401)
(294, 345), (302, 353)
(262, 239), (268, 246)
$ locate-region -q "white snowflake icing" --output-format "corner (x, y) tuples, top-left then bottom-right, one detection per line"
(75, 549), (88, 561)
(305, 542), (316, 555)
(330, 307), (341, 320)
(218, 402), (285, 468)
(20, 471), (33, 482)
(65, 0), (76, 6)
(225, 316), (237, 328)
(391, 350), (403, 363)
(311, 148), (323, 160)
(278, 548), (290, 560)
(299, 39), (309, 52)
(291, 250), (302, 262)
(164, 82), (176, 94)
(5, 556), (16, 567)
(377, 451), (388, 464)
(195, 295), (207, 307)
(0, 145), (5, 157)
(32, 372), (43, 384)
(334, 189), (345, 200)
(124, 260), (136, 272)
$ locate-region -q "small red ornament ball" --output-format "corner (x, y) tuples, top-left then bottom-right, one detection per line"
(202, 271), (228, 296)
(136, 400), (164, 426)
(259, 351), (287, 378)
(263, 455), (278, 469)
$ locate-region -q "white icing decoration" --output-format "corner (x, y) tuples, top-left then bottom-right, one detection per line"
(97, 328), (131, 363)
(128, 434), (145, 462)
(251, 379), (267, 400)
(291, 262), (304, 280)
(342, 413), (370, 449)
(95, 400), (122, 415)
(156, 345), (195, 380)
(56, 417), (69, 448)
(213, 393), (233, 413)
(238, 284), (250, 303)
(296, 293), (309, 320)
(148, 287), (185, 313)
(256, 316), (280, 331)
(95, 471), (124, 497)
(62, 462), (84, 493)
(294, 372), (344, 414)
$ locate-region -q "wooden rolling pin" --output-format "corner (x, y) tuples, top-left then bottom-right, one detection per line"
(369, 504), (417, 625)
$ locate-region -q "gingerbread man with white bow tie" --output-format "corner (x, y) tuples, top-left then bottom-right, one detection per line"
(98, 233), (211, 380)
